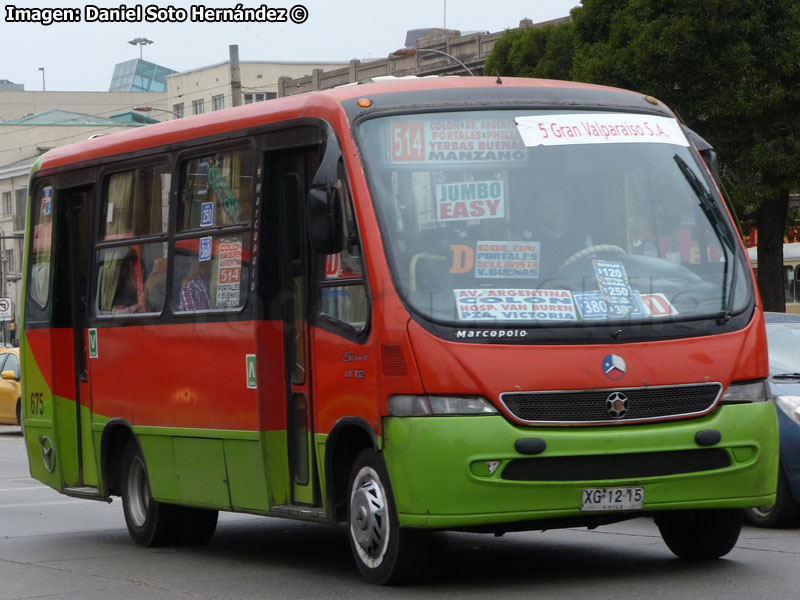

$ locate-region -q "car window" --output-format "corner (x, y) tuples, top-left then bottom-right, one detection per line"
(0, 354), (9, 373)
(2, 354), (19, 378)
(766, 322), (800, 375)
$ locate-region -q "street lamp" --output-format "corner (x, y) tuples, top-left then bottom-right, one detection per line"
(392, 47), (475, 76)
(133, 105), (183, 119)
(38, 67), (45, 92)
(128, 37), (153, 59)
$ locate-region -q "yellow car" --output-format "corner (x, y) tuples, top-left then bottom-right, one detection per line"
(0, 348), (21, 425)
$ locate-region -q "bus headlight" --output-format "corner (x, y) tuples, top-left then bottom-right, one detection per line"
(719, 380), (770, 403)
(776, 396), (800, 425)
(387, 395), (498, 416)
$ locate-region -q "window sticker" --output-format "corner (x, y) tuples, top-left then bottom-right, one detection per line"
(593, 260), (635, 315)
(436, 181), (505, 222)
(474, 241), (540, 279)
(216, 240), (242, 308)
(574, 291), (647, 320)
(640, 293), (679, 317)
(454, 289), (576, 321)
(389, 118), (526, 164)
(515, 113), (689, 148)
(88, 328), (98, 358)
(207, 160), (240, 222)
(42, 186), (52, 216)
(199, 236), (213, 262)
(200, 201), (214, 227)
(246, 354), (257, 389)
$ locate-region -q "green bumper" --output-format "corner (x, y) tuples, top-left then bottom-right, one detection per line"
(382, 402), (778, 529)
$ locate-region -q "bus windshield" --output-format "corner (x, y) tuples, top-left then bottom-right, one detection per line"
(358, 109), (750, 327)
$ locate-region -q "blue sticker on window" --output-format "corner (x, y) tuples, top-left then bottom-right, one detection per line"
(199, 236), (213, 262)
(200, 202), (214, 227)
(574, 291), (647, 319)
(42, 187), (52, 216)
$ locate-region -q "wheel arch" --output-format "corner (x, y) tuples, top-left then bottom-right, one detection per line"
(324, 417), (378, 523)
(100, 419), (139, 497)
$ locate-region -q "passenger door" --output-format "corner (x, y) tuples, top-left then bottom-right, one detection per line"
(270, 147), (319, 506)
(53, 186), (98, 490)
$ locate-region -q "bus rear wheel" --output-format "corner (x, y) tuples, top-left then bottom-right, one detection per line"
(347, 449), (429, 585)
(655, 509), (743, 560)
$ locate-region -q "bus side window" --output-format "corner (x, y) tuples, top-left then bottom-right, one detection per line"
(796, 265), (800, 303)
(785, 265), (795, 304)
(318, 161), (368, 333)
(96, 164), (170, 316)
(30, 185), (54, 309)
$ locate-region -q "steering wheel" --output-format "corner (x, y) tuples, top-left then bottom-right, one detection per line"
(559, 244), (626, 270)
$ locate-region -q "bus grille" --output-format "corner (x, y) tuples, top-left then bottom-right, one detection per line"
(499, 383), (722, 425)
(501, 449), (731, 481)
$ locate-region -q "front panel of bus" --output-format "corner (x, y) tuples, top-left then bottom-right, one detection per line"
(353, 106), (777, 528)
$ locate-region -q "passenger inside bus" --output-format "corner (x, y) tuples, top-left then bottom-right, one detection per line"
(110, 250), (141, 315)
(178, 260), (211, 311)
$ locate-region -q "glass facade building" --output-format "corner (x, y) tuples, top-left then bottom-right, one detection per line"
(109, 59), (176, 93)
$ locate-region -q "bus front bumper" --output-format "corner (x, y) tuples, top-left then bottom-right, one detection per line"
(381, 402), (778, 529)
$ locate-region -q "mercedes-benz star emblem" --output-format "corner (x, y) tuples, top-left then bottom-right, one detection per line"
(602, 354), (627, 380)
(606, 391), (628, 419)
(39, 435), (55, 473)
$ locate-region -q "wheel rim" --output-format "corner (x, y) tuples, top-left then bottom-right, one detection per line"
(349, 465), (390, 569)
(126, 456), (150, 528)
(749, 505), (774, 519)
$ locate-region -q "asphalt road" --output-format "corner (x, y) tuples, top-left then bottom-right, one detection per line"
(1, 424), (799, 600)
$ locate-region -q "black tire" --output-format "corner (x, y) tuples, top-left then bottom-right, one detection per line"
(347, 449), (429, 585)
(745, 467), (800, 528)
(15, 400), (20, 426)
(179, 506), (219, 545)
(655, 509), (743, 560)
(120, 438), (181, 547)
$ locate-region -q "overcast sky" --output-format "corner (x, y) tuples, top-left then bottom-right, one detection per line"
(2, 0), (579, 92)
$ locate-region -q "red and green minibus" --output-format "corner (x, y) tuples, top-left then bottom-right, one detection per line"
(21, 76), (777, 584)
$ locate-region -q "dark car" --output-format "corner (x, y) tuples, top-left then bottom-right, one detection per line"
(746, 312), (800, 527)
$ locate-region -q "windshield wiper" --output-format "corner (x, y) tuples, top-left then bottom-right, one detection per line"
(772, 373), (800, 380)
(673, 154), (737, 324)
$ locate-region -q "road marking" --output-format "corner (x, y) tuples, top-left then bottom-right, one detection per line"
(0, 499), (99, 508)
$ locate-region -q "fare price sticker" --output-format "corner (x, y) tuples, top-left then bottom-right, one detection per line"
(574, 291), (647, 319)
(593, 260), (634, 315)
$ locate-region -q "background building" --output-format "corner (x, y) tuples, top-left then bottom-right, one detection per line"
(109, 58), (177, 93)
(164, 58), (348, 119)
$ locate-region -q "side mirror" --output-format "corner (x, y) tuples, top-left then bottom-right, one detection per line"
(699, 148), (721, 182)
(1, 370), (17, 381)
(307, 186), (343, 255)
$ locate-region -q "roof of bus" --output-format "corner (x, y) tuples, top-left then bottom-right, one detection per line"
(37, 76), (666, 172)
(747, 243), (800, 263)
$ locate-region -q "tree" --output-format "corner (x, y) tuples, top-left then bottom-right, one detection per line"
(484, 21), (575, 81)
(569, 0), (800, 312)
(487, 1), (800, 311)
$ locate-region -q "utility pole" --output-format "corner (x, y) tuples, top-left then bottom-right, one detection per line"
(229, 45), (242, 107)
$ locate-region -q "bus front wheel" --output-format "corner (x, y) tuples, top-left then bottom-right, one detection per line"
(655, 509), (743, 560)
(347, 449), (429, 585)
(121, 439), (181, 547)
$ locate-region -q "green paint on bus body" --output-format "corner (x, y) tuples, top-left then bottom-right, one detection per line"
(382, 404), (778, 529)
